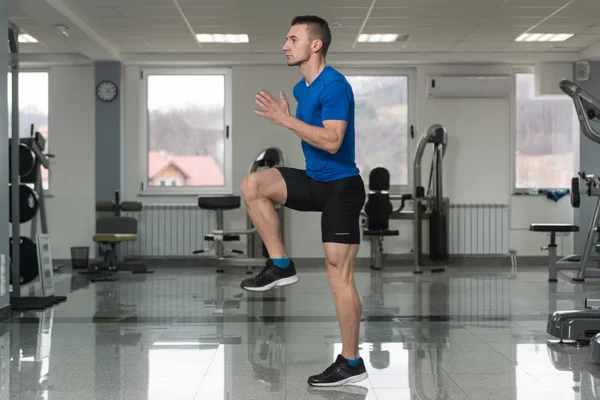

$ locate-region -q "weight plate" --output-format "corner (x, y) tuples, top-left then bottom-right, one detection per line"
(9, 236), (39, 285)
(571, 176), (580, 208)
(9, 184), (40, 223)
(19, 144), (35, 177)
(8, 144), (36, 177)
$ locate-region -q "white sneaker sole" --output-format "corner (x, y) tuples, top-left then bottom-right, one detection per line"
(242, 275), (299, 292)
(308, 384), (369, 395)
(308, 372), (369, 387)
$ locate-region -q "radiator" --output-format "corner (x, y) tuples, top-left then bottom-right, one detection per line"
(121, 202), (509, 258)
(449, 203), (509, 255)
(121, 204), (216, 257)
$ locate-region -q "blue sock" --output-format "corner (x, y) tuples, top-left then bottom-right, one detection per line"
(347, 357), (361, 366)
(272, 258), (290, 269)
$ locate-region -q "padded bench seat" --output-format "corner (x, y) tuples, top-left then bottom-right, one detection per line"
(198, 196), (241, 210)
(530, 223), (579, 233)
(93, 233), (138, 243)
(205, 233), (240, 242)
(364, 229), (399, 236)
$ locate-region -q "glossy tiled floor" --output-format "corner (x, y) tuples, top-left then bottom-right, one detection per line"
(3, 262), (600, 399)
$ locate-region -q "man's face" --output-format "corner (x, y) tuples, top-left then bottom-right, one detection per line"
(282, 24), (315, 66)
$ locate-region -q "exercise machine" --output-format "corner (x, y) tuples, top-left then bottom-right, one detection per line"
(529, 172), (585, 282)
(543, 220), (600, 343)
(362, 167), (401, 270)
(80, 190), (154, 282)
(531, 79), (600, 282)
(547, 298), (600, 344)
(412, 124), (449, 273)
(195, 147), (286, 273)
(540, 79), (600, 344)
(362, 124), (449, 273)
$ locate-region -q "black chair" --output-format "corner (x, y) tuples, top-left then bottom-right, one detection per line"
(195, 196), (245, 272)
(363, 167), (400, 270)
(194, 147), (287, 274)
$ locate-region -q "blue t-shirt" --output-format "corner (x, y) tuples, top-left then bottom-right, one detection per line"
(293, 66), (359, 182)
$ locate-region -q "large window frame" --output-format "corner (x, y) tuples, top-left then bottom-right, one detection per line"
(338, 67), (417, 194)
(139, 67), (233, 196)
(511, 66), (580, 194)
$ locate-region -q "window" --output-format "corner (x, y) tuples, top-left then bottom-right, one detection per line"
(344, 73), (413, 189)
(141, 68), (232, 194)
(7, 71), (49, 191)
(159, 179), (180, 187)
(514, 73), (579, 191)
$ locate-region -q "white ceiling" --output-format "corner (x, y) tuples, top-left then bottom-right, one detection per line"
(8, 0), (600, 63)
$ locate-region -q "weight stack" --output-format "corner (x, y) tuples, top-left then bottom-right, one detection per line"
(429, 198), (450, 263)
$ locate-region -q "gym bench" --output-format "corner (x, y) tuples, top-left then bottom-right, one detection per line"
(80, 192), (154, 282)
(530, 223), (580, 281)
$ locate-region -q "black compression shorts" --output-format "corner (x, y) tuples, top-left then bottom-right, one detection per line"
(276, 167), (366, 244)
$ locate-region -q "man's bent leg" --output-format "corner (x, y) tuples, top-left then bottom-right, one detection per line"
(307, 242), (367, 386)
(240, 168), (287, 258)
(240, 168), (318, 292)
(240, 168), (298, 291)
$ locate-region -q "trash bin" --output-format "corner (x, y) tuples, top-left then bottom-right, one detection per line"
(71, 246), (89, 269)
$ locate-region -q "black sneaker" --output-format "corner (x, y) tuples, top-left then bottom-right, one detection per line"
(308, 355), (368, 387)
(240, 259), (298, 292)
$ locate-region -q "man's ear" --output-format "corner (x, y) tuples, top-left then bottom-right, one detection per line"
(312, 39), (323, 53)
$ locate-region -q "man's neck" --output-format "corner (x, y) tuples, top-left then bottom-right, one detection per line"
(300, 57), (326, 85)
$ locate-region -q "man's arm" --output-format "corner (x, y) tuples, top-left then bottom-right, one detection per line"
(281, 116), (347, 154)
(254, 80), (351, 154)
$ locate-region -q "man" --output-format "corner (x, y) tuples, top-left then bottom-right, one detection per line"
(239, 15), (368, 387)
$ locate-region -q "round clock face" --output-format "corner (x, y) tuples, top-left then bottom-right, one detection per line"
(97, 80), (118, 102)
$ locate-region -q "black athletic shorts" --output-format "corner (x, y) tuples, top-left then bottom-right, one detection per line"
(277, 167), (366, 244)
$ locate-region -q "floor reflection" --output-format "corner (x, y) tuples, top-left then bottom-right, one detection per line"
(4, 265), (600, 399)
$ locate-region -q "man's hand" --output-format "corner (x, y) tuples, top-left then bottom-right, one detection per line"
(255, 91), (290, 125)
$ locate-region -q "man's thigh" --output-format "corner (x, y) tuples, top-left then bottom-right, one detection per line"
(320, 175), (366, 245)
(276, 167), (321, 212)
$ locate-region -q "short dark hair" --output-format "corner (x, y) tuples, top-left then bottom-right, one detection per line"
(291, 15), (332, 56)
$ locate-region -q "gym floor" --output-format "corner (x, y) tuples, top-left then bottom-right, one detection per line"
(4, 263), (600, 400)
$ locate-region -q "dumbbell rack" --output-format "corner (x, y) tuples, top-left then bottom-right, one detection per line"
(8, 127), (66, 310)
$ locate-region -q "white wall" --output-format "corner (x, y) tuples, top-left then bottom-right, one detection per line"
(419, 65), (574, 257)
(45, 66), (96, 259)
(117, 62), (574, 259)
(33, 61), (572, 261)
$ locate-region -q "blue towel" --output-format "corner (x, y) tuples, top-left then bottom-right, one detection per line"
(539, 189), (570, 202)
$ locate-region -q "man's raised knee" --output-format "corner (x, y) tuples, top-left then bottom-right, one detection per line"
(241, 173), (261, 203)
(242, 169), (287, 206)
